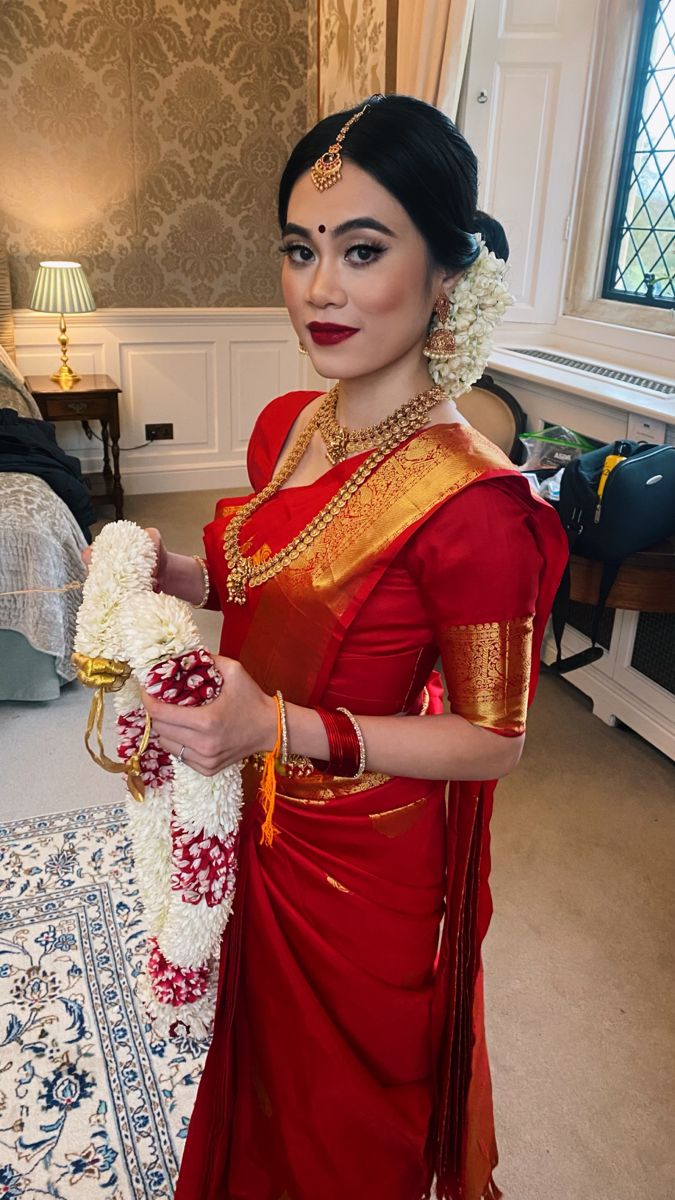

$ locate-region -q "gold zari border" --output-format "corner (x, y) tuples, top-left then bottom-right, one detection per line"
(247, 755), (390, 802)
(276, 770), (391, 803)
(440, 615), (534, 734)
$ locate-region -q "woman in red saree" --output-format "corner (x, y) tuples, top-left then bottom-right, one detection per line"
(143, 96), (568, 1200)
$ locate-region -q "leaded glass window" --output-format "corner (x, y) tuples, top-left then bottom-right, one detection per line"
(603, 0), (675, 309)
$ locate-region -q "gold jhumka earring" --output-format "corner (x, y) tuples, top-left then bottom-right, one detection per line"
(423, 292), (456, 362)
(310, 102), (373, 192)
(298, 341), (309, 355)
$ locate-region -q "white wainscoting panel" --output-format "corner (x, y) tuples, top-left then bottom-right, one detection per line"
(229, 338), (293, 454)
(121, 344), (213, 447)
(20, 345), (101, 383)
(14, 308), (309, 494)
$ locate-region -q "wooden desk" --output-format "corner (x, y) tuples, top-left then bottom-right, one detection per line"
(27, 373), (124, 520)
(570, 536), (675, 613)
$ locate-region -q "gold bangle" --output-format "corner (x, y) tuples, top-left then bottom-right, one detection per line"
(275, 689), (289, 764)
(335, 706), (367, 777)
(192, 554), (210, 608)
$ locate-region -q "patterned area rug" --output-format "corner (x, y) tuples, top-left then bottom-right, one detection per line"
(0, 804), (209, 1199)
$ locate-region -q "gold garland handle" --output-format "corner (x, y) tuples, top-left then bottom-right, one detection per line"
(71, 652), (151, 804)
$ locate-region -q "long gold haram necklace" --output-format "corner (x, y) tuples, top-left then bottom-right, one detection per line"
(224, 383), (444, 604)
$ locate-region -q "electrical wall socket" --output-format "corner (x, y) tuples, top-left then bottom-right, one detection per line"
(145, 423), (174, 441)
(626, 412), (666, 445)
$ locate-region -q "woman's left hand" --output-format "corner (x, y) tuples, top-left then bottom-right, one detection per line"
(141, 654), (278, 776)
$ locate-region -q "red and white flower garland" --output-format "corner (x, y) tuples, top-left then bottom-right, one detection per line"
(74, 521), (243, 1037)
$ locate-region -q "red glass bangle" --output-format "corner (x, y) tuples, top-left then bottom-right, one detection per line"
(314, 706), (361, 777)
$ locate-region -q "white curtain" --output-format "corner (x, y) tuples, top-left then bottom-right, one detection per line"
(396, 0), (476, 121)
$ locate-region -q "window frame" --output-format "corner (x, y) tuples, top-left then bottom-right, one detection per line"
(602, 0), (674, 310)
(564, 0), (675, 336)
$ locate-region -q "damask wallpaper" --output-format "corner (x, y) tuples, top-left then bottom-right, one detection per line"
(1, 0), (311, 308)
(317, 0), (398, 118)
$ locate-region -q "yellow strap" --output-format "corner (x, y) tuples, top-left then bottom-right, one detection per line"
(123, 709), (152, 804)
(74, 651), (150, 804)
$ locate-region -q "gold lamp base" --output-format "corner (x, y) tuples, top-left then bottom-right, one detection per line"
(51, 313), (81, 390)
(50, 364), (81, 389)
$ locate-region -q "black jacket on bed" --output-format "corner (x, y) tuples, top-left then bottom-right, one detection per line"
(0, 407), (96, 540)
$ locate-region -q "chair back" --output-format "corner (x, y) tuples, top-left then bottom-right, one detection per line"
(456, 374), (526, 462)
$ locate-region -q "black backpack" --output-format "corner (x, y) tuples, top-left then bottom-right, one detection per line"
(550, 439), (675, 673)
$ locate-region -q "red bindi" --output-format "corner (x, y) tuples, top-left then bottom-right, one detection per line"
(318, 224), (326, 234)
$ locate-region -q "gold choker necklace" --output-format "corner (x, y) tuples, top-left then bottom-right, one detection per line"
(317, 382), (445, 464)
(224, 384), (445, 604)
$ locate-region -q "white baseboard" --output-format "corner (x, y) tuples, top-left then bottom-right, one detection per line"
(119, 461), (251, 495)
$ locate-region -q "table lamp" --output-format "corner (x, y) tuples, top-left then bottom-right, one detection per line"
(28, 260), (96, 389)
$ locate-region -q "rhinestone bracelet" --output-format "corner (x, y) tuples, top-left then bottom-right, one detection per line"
(275, 690), (289, 765)
(335, 706), (367, 777)
(192, 554), (210, 609)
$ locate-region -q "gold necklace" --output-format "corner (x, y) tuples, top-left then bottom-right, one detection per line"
(317, 382), (445, 464)
(224, 387), (443, 604)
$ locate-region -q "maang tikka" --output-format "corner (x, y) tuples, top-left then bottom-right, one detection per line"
(423, 292), (456, 362)
(310, 100), (374, 192)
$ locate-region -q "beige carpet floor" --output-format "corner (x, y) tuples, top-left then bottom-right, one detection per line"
(1, 488), (673, 1200)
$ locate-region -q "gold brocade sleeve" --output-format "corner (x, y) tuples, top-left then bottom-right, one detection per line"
(439, 615), (534, 734)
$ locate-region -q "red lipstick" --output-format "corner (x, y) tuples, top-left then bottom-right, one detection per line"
(307, 322), (359, 346)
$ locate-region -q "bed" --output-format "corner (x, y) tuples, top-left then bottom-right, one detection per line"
(0, 250), (88, 701)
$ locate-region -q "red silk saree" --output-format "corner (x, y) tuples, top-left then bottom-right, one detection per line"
(174, 391), (568, 1200)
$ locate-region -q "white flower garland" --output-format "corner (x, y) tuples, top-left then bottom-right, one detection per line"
(74, 521), (243, 1038)
(426, 234), (514, 395)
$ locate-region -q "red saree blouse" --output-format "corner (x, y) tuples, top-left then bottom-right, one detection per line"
(174, 390), (568, 1200)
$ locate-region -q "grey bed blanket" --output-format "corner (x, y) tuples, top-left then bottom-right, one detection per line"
(0, 356), (42, 419)
(0, 472), (87, 684)
(0, 362), (88, 688)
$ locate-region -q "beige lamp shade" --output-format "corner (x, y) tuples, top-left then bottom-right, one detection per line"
(28, 261), (96, 315)
(28, 261), (96, 388)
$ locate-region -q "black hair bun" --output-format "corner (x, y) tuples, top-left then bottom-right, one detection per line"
(474, 211), (509, 261)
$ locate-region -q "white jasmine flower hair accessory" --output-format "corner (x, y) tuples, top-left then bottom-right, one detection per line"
(425, 234), (514, 397)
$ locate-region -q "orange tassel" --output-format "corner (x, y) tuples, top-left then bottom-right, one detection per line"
(258, 694), (282, 847)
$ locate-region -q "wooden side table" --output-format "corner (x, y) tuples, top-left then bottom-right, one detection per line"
(570, 535), (675, 613)
(27, 373), (124, 521)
